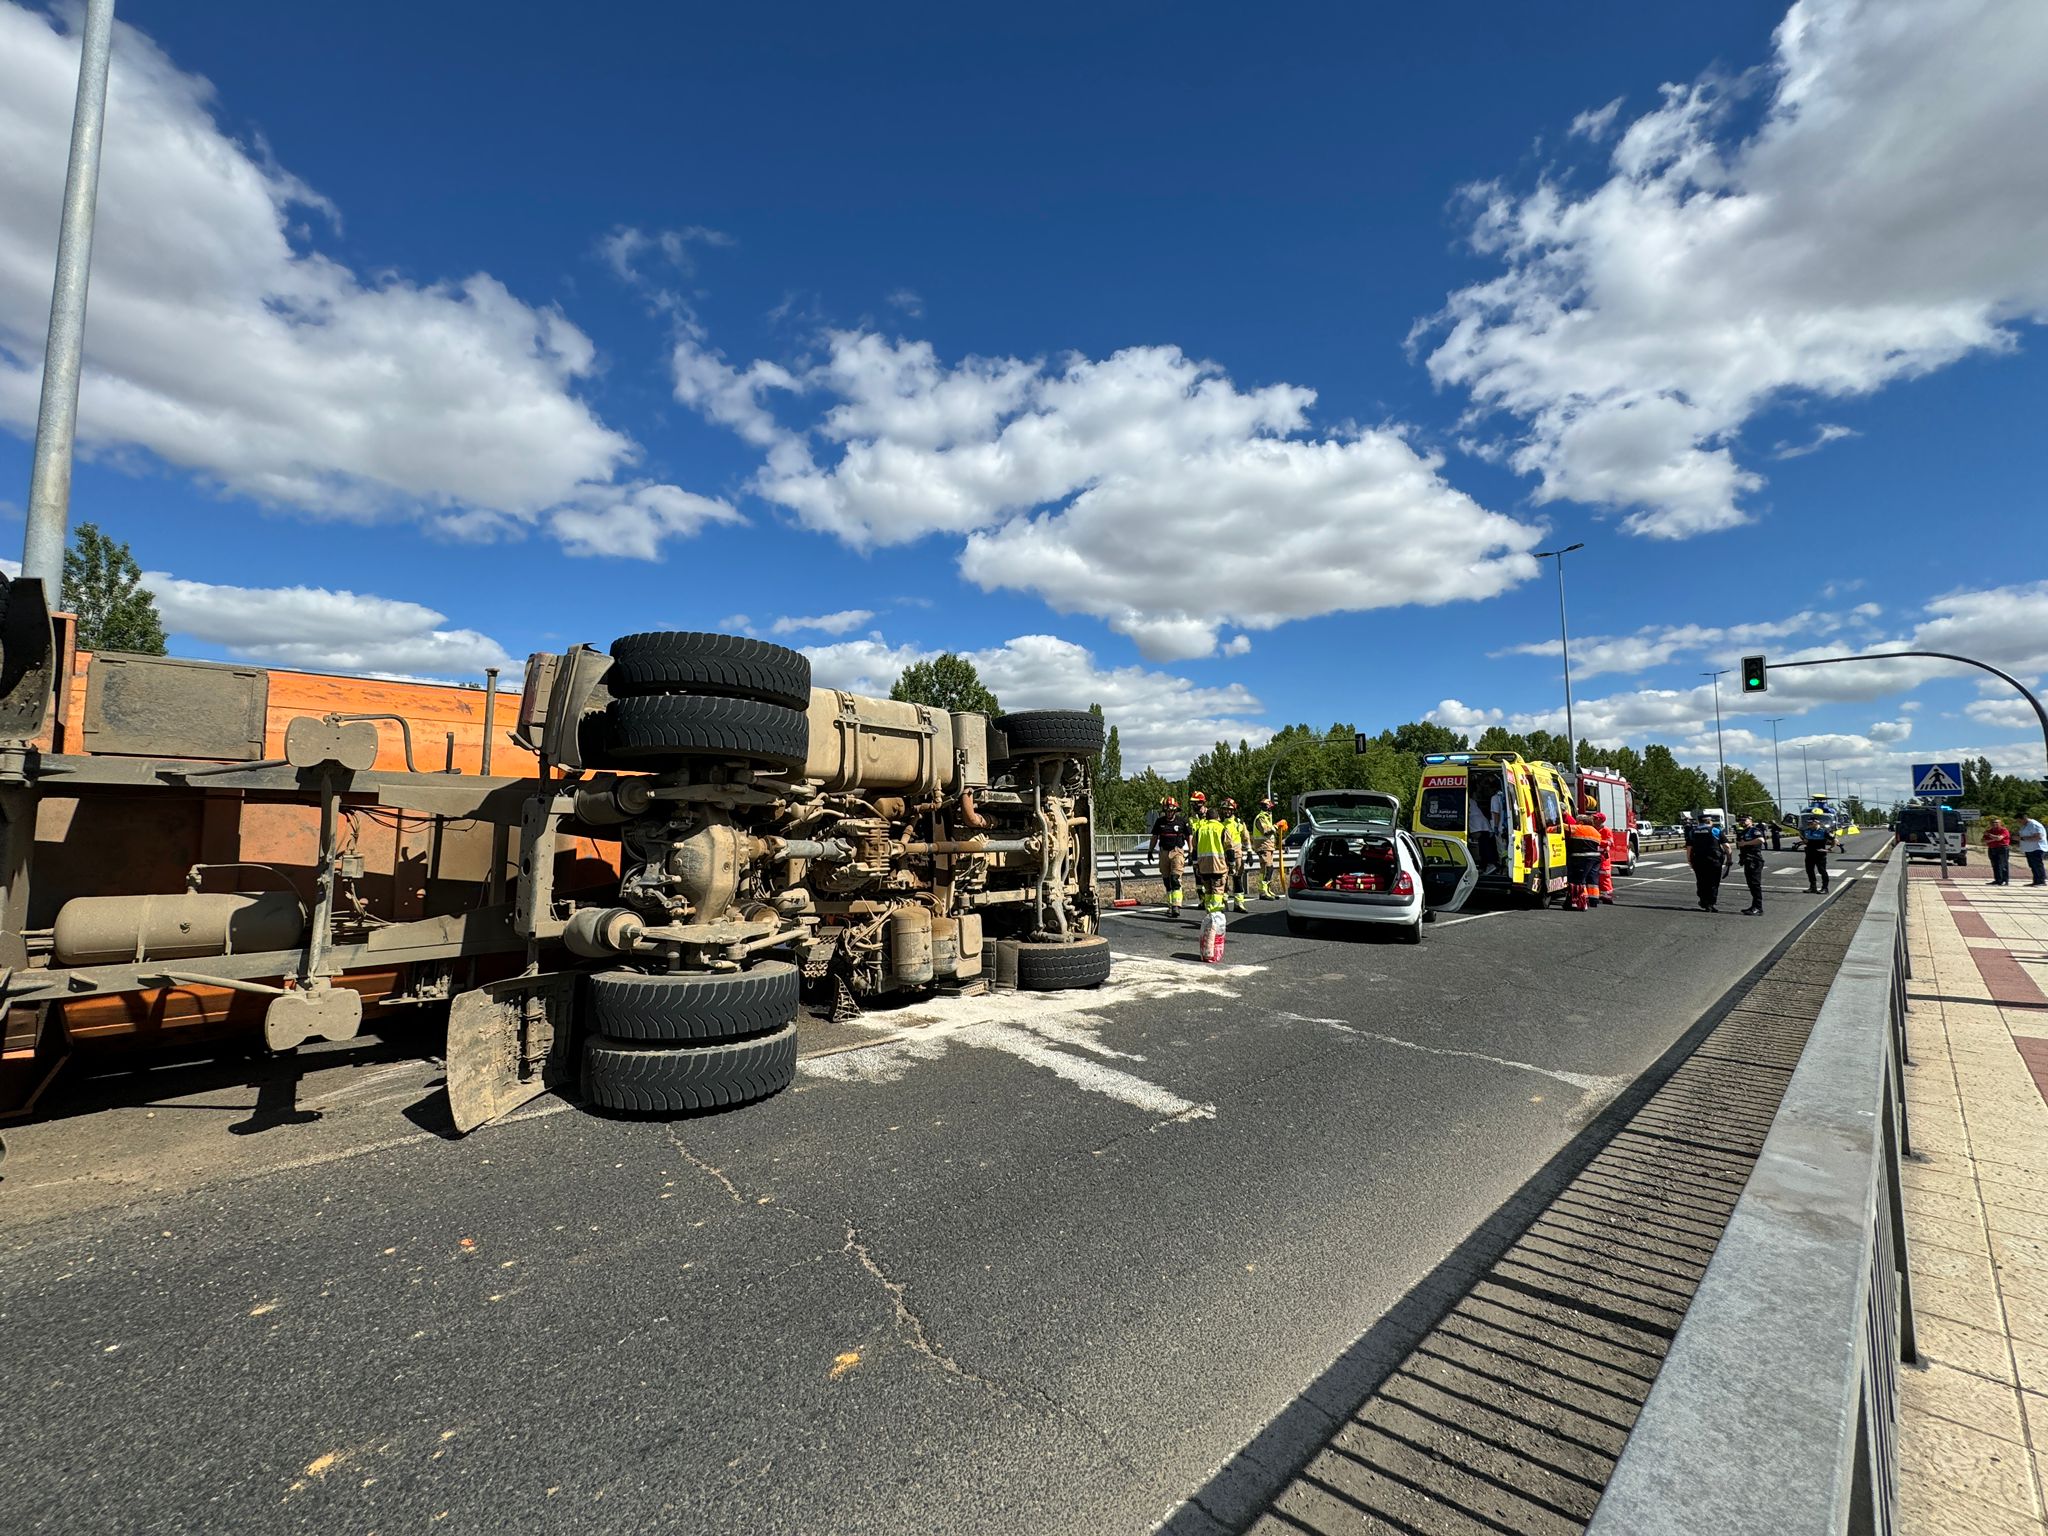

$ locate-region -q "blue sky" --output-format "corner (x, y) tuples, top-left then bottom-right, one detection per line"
(0, 0), (2043, 789)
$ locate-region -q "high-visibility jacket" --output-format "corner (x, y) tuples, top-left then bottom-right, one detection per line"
(1252, 811), (1277, 847)
(1224, 816), (1249, 853)
(1191, 815), (1228, 860)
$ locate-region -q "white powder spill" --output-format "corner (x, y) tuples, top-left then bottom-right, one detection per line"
(1276, 1011), (1624, 1096)
(798, 954), (1259, 1121)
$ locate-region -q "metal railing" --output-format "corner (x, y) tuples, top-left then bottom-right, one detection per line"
(1588, 845), (1915, 1535)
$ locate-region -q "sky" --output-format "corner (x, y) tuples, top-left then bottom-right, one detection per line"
(0, 0), (2044, 797)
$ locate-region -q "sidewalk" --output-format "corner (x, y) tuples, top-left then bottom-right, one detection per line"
(1900, 864), (2048, 1535)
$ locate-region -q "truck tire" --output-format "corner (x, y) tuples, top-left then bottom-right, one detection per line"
(997, 710), (1105, 757)
(1014, 935), (1112, 990)
(581, 1025), (798, 1114)
(585, 962), (799, 1043)
(605, 694), (808, 769)
(608, 632), (812, 711)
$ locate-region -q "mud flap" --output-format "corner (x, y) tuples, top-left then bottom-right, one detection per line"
(263, 985), (364, 1051)
(445, 972), (578, 1134)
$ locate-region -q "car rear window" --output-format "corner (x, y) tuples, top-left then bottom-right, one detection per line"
(1418, 787), (1464, 831)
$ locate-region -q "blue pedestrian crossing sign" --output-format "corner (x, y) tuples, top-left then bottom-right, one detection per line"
(1912, 761), (1964, 798)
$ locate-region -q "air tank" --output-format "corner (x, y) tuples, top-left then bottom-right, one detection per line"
(53, 891), (307, 967)
(887, 906), (935, 986)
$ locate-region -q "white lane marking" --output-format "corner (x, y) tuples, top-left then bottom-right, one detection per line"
(1434, 909), (1513, 927)
(798, 954), (1246, 1122)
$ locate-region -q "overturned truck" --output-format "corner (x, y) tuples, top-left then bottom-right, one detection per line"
(0, 600), (1107, 1133)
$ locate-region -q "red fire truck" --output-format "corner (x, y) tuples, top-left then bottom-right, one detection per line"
(1572, 767), (1640, 874)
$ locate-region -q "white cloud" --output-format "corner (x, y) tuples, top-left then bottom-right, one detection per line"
(545, 482), (743, 560)
(885, 289), (925, 318)
(771, 609), (875, 636)
(1967, 698), (2040, 731)
(1569, 98), (1625, 141)
(1772, 423), (1860, 459)
(598, 224), (733, 285)
(1868, 718), (1912, 743)
(1424, 0), (2048, 538)
(1491, 610), (1842, 678)
(0, 6), (725, 558)
(676, 331), (1543, 660)
(144, 572), (513, 679)
(802, 632), (1267, 775)
(1222, 634), (1253, 657)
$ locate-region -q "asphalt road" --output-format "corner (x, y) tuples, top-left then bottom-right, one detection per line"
(0, 833), (1891, 1535)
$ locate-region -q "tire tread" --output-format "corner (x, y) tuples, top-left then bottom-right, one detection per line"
(581, 1026), (798, 1114)
(609, 631), (811, 709)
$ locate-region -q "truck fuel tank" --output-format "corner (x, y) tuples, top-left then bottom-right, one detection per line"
(804, 690), (957, 794)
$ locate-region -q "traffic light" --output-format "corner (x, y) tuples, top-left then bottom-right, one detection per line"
(1741, 654), (1768, 693)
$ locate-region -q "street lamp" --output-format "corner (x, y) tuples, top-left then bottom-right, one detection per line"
(1534, 542), (1585, 779)
(1766, 717), (1787, 818)
(1702, 670), (1731, 818)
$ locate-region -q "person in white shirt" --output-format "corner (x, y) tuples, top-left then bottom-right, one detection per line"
(2018, 814), (2048, 887)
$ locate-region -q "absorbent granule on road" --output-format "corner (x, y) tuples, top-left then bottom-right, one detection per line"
(1166, 880), (1879, 1536)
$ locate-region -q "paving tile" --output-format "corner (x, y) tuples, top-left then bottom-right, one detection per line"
(1919, 1210), (1996, 1255)
(1902, 1360), (2029, 1442)
(1917, 1311), (2022, 1387)
(1921, 1274), (2012, 1336)
(1988, 1204), (2048, 1243)
(1900, 1482), (2048, 1536)
(1915, 1187), (1997, 1228)
(1901, 1408), (2042, 1516)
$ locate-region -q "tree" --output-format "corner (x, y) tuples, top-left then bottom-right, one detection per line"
(890, 653), (999, 716)
(62, 522), (166, 655)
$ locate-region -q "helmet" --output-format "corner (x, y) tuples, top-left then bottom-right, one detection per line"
(1190, 791), (1207, 804)
(1224, 798), (1238, 811)
(1161, 796), (1177, 809)
(1261, 798), (1274, 810)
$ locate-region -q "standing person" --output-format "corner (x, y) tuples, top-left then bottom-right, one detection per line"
(1563, 809), (1605, 911)
(2019, 812), (2048, 887)
(1222, 798), (1251, 913)
(1801, 811), (1836, 893)
(1984, 817), (2012, 886)
(1252, 799), (1281, 899)
(1147, 796), (1191, 919)
(1188, 793), (1229, 919)
(1468, 786), (1499, 876)
(1589, 804), (1617, 904)
(1688, 815), (1729, 912)
(1736, 815), (1768, 916)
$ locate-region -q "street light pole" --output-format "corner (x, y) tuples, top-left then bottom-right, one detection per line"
(1534, 542), (1585, 780)
(1702, 670), (1731, 819)
(22, 0), (117, 593)
(1766, 717), (1787, 818)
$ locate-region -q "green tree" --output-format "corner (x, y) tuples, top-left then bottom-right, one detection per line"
(62, 522), (166, 655)
(890, 653), (999, 716)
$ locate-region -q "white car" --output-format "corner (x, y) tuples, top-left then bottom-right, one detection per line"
(1284, 791), (1475, 943)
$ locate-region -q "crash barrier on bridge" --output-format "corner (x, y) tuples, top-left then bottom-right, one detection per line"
(1587, 846), (1915, 1535)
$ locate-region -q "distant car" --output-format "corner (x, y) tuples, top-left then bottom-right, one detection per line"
(1286, 790), (1474, 942)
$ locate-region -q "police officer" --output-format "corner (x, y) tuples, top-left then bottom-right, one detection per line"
(1736, 814), (1768, 915)
(1147, 796), (1191, 919)
(1801, 812), (1836, 893)
(1188, 793), (1229, 917)
(1687, 815), (1730, 912)
(1252, 799), (1281, 899)
(1222, 798), (1251, 913)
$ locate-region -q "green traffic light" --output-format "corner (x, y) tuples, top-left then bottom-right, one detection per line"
(1740, 654), (1768, 692)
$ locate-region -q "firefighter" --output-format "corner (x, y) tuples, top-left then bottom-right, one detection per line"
(1587, 804), (1616, 905)
(1147, 796), (1192, 918)
(1252, 798), (1281, 898)
(1189, 792), (1229, 917)
(1222, 797), (1251, 913)
(1736, 814), (1768, 915)
(1563, 807), (1605, 911)
(1688, 815), (1731, 912)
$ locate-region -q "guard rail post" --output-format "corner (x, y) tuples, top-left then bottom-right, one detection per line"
(1587, 844), (1916, 1536)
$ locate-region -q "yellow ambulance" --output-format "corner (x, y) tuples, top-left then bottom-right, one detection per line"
(1412, 752), (1575, 904)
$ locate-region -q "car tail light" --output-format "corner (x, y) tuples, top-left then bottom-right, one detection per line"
(1288, 865), (1307, 890)
(1523, 832), (1537, 868)
(1393, 870), (1415, 897)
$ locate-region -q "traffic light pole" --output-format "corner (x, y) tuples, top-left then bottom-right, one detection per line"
(1765, 650), (2048, 767)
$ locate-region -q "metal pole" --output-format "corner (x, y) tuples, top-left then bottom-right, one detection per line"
(1535, 543), (1585, 779)
(1703, 670), (1730, 819)
(21, 0), (117, 593)
(1767, 717), (1786, 819)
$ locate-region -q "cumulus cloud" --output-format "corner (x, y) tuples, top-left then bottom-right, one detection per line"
(0, 6), (726, 556)
(674, 331), (1543, 660)
(1423, 0), (2048, 538)
(771, 609), (874, 636)
(802, 632), (1267, 774)
(145, 572), (514, 680)
(1868, 718), (1912, 743)
(1492, 610), (1844, 678)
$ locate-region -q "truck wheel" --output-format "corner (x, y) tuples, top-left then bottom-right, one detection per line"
(1014, 935), (1112, 990)
(608, 631), (812, 711)
(605, 694), (808, 769)
(581, 1025), (798, 1114)
(585, 963), (799, 1043)
(997, 710), (1106, 757)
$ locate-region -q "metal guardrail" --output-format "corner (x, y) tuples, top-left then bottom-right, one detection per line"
(1588, 846), (1915, 1535)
